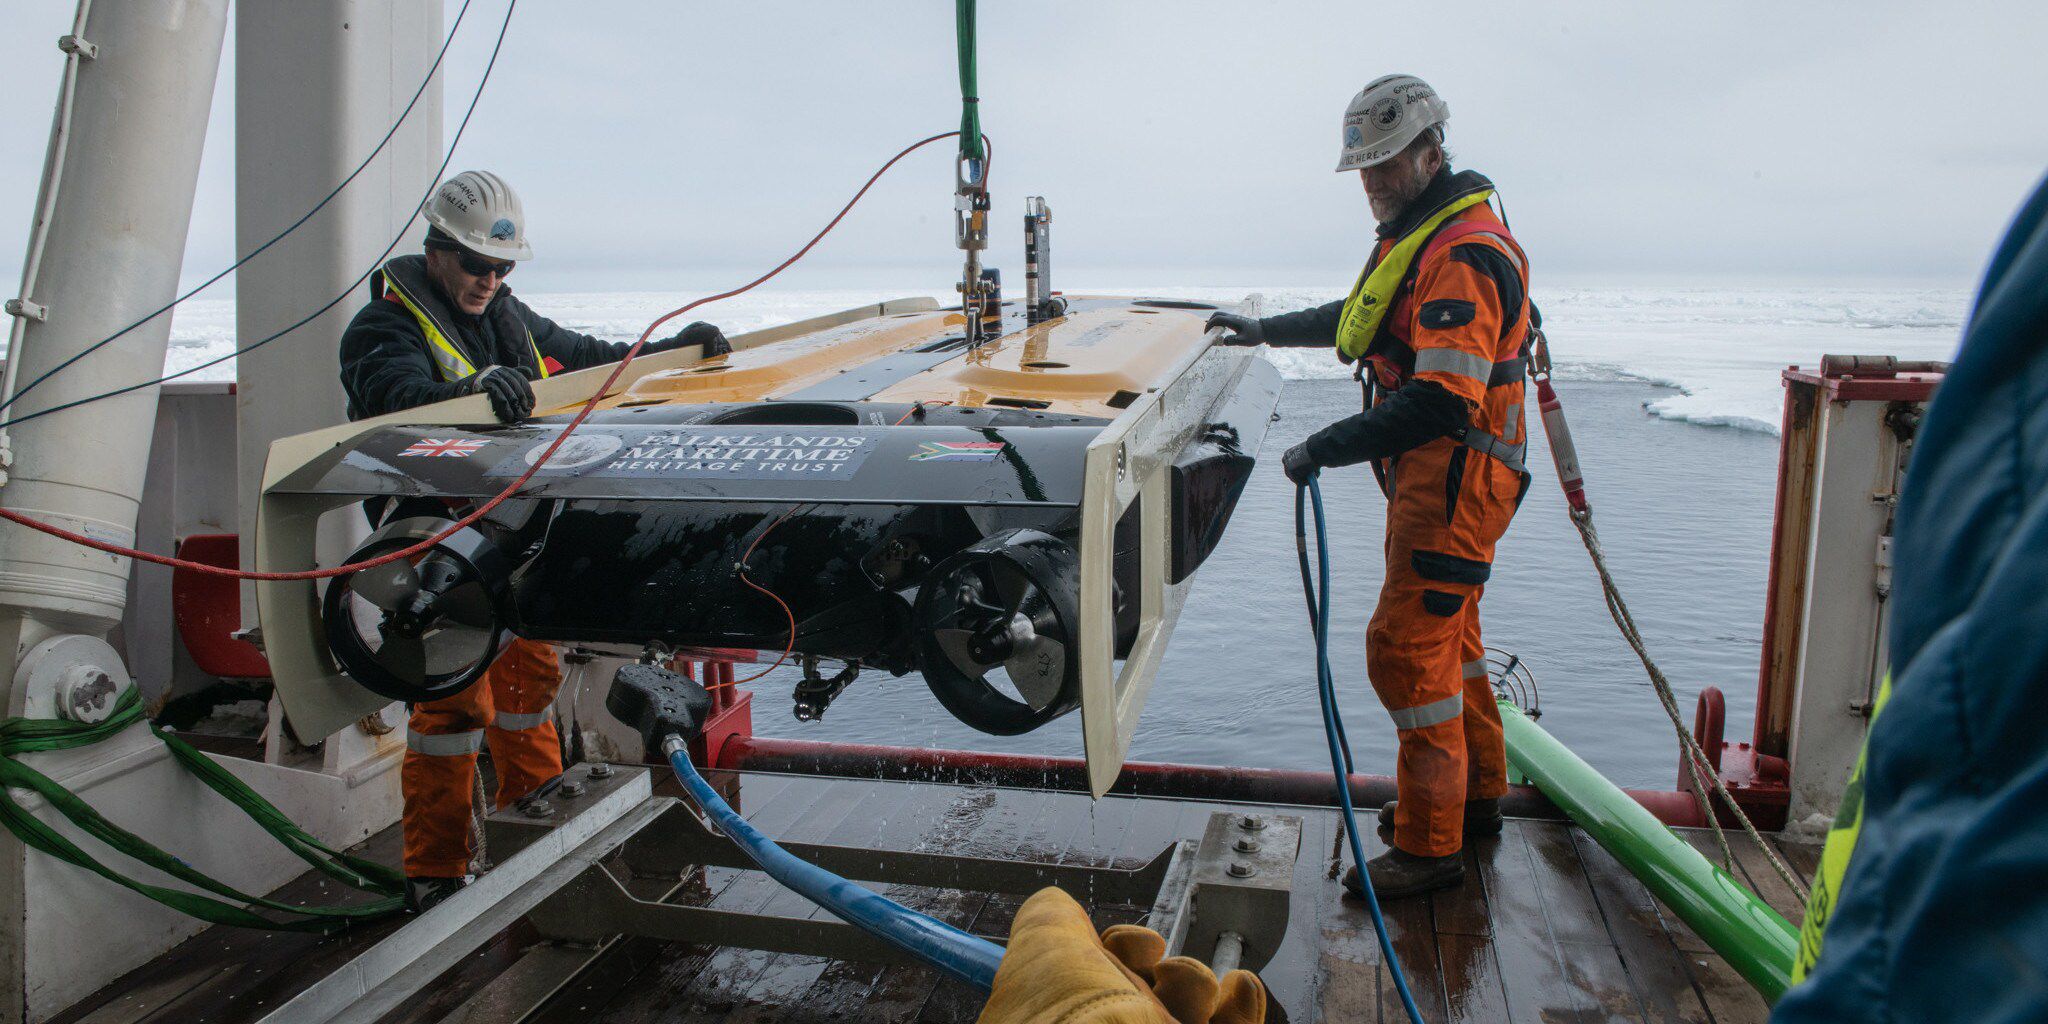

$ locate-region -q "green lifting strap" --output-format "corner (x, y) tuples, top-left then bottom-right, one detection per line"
(0, 687), (404, 932)
(955, 0), (984, 165)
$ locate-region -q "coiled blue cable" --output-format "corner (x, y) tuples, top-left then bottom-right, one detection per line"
(662, 740), (1004, 990)
(1298, 475), (1426, 1024)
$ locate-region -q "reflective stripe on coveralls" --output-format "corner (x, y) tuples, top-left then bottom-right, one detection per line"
(401, 637), (564, 877)
(405, 729), (483, 757)
(493, 710), (550, 732)
(1361, 197), (1530, 859)
(1386, 692), (1464, 730)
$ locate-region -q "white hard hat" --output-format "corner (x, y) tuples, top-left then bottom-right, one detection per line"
(1335, 75), (1449, 173)
(422, 170), (533, 261)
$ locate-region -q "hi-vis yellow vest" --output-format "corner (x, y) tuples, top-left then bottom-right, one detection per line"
(1790, 672), (1893, 982)
(380, 262), (550, 383)
(1334, 189), (1496, 360)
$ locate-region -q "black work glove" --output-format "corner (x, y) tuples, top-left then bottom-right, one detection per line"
(457, 364), (536, 423)
(1282, 442), (1320, 486)
(651, 321), (730, 357)
(1205, 311), (1265, 347)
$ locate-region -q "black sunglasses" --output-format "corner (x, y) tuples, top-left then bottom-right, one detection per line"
(454, 250), (515, 279)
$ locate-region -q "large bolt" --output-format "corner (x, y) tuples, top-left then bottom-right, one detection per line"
(57, 667), (119, 724)
(1238, 815), (1265, 831)
(589, 762), (615, 779)
(1233, 838), (1261, 854)
(1226, 861), (1255, 878)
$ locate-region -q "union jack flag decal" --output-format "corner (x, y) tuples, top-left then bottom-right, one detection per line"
(908, 440), (1006, 462)
(399, 438), (489, 458)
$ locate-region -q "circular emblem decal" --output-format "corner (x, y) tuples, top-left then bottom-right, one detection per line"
(527, 431), (621, 470)
(490, 217), (518, 241)
(1367, 97), (1403, 131)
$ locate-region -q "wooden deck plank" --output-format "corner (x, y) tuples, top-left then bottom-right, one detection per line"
(1473, 820), (1602, 1023)
(1437, 931), (1512, 1024)
(1359, 819), (1452, 1024)
(1298, 808), (1382, 1024)
(1567, 829), (1715, 1024)
(1685, 954), (1774, 1024)
(1772, 837), (1820, 887)
(1518, 820), (1649, 1022)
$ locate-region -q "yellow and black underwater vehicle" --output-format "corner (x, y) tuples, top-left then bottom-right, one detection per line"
(255, 275), (1280, 793)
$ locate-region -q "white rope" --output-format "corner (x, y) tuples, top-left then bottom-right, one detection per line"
(1570, 508), (1809, 901)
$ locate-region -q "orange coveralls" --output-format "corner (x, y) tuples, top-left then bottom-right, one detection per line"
(401, 637), (564, 877)
(1363, 205), (1532, 858)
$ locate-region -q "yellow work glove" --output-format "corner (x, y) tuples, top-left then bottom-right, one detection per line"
(975, 887), (1267, 1024)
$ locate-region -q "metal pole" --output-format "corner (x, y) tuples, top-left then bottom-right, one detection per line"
(0, 0), (229, 653)
(1498, 699), (1798, 1000)
(0, 5), (230, 1016)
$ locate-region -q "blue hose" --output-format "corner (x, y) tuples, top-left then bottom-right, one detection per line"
(661, 740), (1004, 990)
(1297, 476), (1426, 1024)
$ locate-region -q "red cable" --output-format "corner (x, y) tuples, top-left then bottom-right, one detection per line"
(728, 506), (807, 686)
(0, 131), (969, 581)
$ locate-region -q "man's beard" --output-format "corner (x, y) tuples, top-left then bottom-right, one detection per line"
(1370, 178), (1431, 225)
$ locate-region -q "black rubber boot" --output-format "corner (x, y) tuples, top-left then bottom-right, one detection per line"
(1342, 848), (1465, 900)
(404, 875), (468, 914)
(1376, 797), (1504, 839)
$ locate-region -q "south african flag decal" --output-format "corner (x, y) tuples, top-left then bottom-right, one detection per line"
(910, 440), (1006, 462)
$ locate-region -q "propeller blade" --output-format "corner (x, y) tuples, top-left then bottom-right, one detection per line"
(350, 560), (421, 612)
(1005, 636), (1066, 709)
(378, 633), (427, 683)
(423, 623), (494, 676)
(436, 581), (497, 628)
(932, 628), (993, 682)
(990, 561), (1033, 620)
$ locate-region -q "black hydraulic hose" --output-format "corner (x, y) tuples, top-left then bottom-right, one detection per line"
(0, 0), (477, 415)
(0, 0), (519, 433)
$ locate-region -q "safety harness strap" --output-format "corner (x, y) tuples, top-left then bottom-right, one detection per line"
(0, 689), (403, 932)
(1388, 692), (1464, 730)
(1459, 429), (1527, 475)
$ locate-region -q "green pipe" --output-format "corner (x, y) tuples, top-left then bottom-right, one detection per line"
(1497, 700), (1798, 1000)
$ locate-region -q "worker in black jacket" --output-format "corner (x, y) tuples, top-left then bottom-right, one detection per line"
(336, 170), (730, 914)
(339, 169), (728, 422)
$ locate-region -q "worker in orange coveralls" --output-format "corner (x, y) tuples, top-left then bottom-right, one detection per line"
(1208, 75), (1534, 898)
(337, 170), (728, 912)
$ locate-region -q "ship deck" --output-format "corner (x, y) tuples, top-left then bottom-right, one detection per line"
(52, 768), (1815, 1024)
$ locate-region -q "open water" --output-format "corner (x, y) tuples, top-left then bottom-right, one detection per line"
(159, 280), (1969, 788)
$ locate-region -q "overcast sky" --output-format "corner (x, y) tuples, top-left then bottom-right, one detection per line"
(5, 1), (2047, 296)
